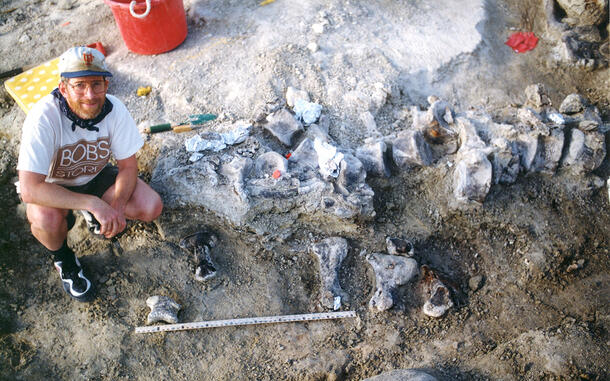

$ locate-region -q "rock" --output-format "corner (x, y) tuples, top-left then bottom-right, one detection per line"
(392, 130), (433, 169)
(516, 131), (541, 172)
(575, 107), (603, 131)
(426, 98), (455, 130)
(355, 140), (389, 177)
(314, 138), (344, 179)
(455, 117), (487, 151)
(312, 23), (325, 34)
(523, 249), (548, 276)
(265, 108), (304, 146)
(514, 123), (565, 175)
(363, 369), (438, 381)
(185, 132), (227, 153)
(221, 120), (252, 145)
(146, 295), (181, 325)
(411, 100), (459, 159)
(367, 253), (418, 312)
(343, 89), (379, 114)
(313, 114), (330, 135)
(547, 111), (566, 125)
(561, 128), (606, 173)
(288, 138), (319, 171)
(336, 153), (366, 194)
(386, 237), (414, 257)
(421, 266), (453, 318)
(305, 124), (331, 144)
(524, 84), (552, 110)
(220, 156), (253, 200)
(451, 117), (494, 205)
(468, 275), (484, 292)
(556, 0), (608, 26)
(559, 93), (586, 114)
(310, 237), (349, 309)
(360, 111), (380, 137)
(294, 99), (322, 126)
(578, 118), (600, 132)
(490, 139), (521, 184)
(153, 133), (375, 236)
(566, 259), (585, 273)
(57, 0), (74, 10)
(254, 151), (288, 178)
(307, 42), (319, 53)
(286, 86), (310, 108)
(537, 128), (566, 174)
(453, 149), (493, 205)
(518, 107), (545, 128)
(151, 153), (254, 225)
(560, 28), (608, 69)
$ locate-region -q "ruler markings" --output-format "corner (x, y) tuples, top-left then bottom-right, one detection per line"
(135, 311), (356, 334)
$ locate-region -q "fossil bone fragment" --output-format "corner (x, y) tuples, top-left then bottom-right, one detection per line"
(421, 265), (454, 318)
(367, 253), (418, 312)
(146, 295), (181, 325)
(310, 237), (349, 309)
(386, 237), (414, 257)
(179, 230), (219, 282)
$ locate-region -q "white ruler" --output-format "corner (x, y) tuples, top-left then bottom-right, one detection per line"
(135, 310), (357, 334)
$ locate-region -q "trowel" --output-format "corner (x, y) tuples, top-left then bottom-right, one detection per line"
(144, 113), (217, 134)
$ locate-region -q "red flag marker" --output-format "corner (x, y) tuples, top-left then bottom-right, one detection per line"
(505, 32), (538, 53)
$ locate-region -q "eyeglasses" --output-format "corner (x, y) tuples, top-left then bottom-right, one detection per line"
(67, 80), (107, 94)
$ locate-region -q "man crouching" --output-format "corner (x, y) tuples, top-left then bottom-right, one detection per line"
(17, 46), (163, 302)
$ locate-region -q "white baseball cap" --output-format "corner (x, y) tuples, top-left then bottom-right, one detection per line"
(58, 46), (113, 78)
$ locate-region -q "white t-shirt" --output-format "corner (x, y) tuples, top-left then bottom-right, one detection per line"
(17, 93), (143, 186)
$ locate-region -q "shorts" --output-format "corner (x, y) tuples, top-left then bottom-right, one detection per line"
(64, 165), (119, 198)
(16, 165), (119, 201)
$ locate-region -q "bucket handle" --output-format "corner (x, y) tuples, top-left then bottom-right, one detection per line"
(129, 0), (151, 18)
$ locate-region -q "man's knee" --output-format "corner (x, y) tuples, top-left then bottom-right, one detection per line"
(145, 193), (163, 221)
(27, 205), (67, 233)
(134, 190), (163, 222)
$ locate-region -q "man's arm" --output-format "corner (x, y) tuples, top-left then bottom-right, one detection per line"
(104, 155), (139, 234)
(19, 170), (121, 238)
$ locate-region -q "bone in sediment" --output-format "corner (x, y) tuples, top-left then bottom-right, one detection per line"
(146, 295), (181, 325)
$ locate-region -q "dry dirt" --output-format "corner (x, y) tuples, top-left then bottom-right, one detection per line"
(0, 0), (609, 380)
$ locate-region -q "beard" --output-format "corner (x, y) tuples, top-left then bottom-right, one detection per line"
(65, 94), (105, 120)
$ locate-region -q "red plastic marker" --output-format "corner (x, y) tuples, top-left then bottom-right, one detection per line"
(505, 32), (538, 53)
(272, 170), (281, 179)
(87, 42), (107, 57)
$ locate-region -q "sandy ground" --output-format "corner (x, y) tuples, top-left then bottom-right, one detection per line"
(0, 0), (609, 380)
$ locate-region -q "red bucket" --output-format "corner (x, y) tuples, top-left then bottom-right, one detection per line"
(103, 0), (187, 55)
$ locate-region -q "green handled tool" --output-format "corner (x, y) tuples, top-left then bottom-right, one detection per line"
(144, 113), (217, 134)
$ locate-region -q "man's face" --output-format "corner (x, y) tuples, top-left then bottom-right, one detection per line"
(58, 76), (108, 120)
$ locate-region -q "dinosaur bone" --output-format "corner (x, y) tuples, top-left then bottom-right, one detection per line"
(421, 265), (454, 318)
(386, 237), (414, 257)
(146, 295), (181, 325)
(310, 237), (349, 309)
(367, 253), (418, 312)
(179, 231), (218, 282)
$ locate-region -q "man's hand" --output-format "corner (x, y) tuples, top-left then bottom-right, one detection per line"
(109, 198), (127, 236)
(89, 198), (125, 238)
(97, 155), (139, 238)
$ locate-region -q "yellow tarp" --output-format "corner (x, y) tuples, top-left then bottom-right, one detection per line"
(4, 58), (60, 114)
